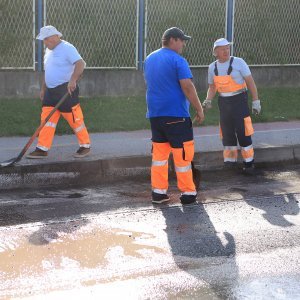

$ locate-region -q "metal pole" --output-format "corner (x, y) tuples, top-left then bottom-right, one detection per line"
(37, 0), (43, 71)
(135, 0), (139, 69)
(226, 0), (235, 55)
(144, 0), (148, 62)
(32, 0), (36, 70)
(138, 0), (145, 70)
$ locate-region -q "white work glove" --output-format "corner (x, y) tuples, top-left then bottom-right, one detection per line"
(252, 100), (261, 115)
(202, 99), (212, 110)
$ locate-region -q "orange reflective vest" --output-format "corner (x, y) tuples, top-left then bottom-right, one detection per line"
(213, 57), (247, 96)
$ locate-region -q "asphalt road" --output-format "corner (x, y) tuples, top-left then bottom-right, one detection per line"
(0, 165), (300, 299)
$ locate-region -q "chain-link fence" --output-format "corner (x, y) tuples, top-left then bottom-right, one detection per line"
(1, 0), (300, 69)
(145, 0), (226, 66)
(45, 0), (138, 69)
(0, 0), (35, 69)
(234, 0), (300, 65)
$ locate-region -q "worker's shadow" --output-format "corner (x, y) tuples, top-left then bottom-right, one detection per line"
(20, 190), (91, 245)
(227, 167), (300, 227)
(205, 165), (300, 227)
(243, 191), (299, 227)
(160, 203), (238, 298)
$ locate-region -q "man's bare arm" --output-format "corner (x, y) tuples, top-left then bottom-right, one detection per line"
(180, 78), (204, 124)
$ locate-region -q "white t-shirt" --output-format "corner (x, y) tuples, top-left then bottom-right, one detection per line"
(44, 40), (82, 88)
(208, 56), (251, 85)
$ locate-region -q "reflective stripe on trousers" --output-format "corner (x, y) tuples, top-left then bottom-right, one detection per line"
(175, 164), (192, 173)
(152, 160), (168, 167)
(153, 188), (168, 194)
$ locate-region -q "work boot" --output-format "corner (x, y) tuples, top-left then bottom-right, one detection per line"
(27, 148), (48, 159)
(180, 194), (197, 205)
(223, 162), (238, 170)
(74, 147), (90, 158)
(242, 164), (256, 175)
(152, 191), (170, 204)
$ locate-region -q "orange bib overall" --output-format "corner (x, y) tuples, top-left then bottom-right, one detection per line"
(214, 57), (254, 166)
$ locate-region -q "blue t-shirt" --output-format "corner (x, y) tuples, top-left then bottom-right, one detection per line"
(44, 40), (82, 88)
(144, 48), (193, 118)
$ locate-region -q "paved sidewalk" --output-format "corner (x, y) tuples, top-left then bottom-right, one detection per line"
(1, 121), (300, 189)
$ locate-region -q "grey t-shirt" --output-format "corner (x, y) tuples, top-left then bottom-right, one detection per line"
(208, 56), (251, 85)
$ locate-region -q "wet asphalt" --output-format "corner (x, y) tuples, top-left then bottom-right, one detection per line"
(0, 165), (300, 299)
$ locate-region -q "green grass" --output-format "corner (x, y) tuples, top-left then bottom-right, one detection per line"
(1, 87), (300, 137)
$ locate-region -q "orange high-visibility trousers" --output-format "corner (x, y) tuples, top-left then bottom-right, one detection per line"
(37, 104), (90, 151)
(151, 141), (196, 194)
(151, 142), (171, 193)
(172, 140), (196, 193)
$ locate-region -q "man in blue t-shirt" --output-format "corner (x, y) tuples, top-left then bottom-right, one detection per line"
(144, 27), (205, 205)
(27, 25), (91, 159)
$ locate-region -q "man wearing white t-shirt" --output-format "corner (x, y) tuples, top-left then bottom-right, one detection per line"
(203, 38), (261, 174)
(27, 25), (91, 159)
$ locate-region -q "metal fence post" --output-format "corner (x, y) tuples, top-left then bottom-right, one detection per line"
(37, 0), (43, 71)
(138, 0), (145, 70)
(32, 0), (36, 70)
(226, 0), (235, 55)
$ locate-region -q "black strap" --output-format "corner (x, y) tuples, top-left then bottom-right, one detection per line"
(227, 56), (234, 75)
(214, 62), (218, 76)
(214, 56), (234, 76)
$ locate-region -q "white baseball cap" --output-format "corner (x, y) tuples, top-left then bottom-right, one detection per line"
(36, 25), (62, 40)
(213, 38), (231, 51)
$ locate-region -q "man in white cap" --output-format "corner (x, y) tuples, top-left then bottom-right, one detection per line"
(203, 38), (261, 174)
(27, 25), (91, 159)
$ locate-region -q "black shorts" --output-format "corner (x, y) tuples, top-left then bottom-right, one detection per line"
(43, 82), (79, 112)
(150, 116), (193, 148)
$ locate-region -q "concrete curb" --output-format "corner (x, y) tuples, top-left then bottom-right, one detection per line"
(1, 145), (300, 191)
